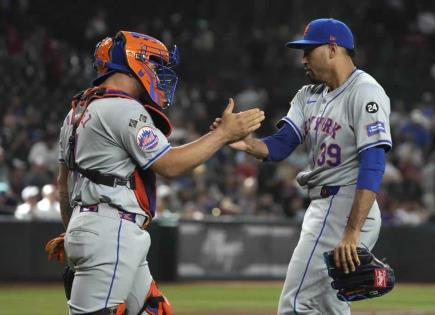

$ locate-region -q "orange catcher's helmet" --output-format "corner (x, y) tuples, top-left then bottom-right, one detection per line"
(94, 37), (113, 74)
(93, 31), (179, 109)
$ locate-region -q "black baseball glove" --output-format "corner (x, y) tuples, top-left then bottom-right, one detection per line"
(323, 247), (395, 302)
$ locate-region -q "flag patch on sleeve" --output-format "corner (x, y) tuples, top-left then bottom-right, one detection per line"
(367, 121), (386, 136)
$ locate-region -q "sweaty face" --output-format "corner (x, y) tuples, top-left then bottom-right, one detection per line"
(302, 45), (329, 84)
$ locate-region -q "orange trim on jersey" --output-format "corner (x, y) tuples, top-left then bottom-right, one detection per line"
(133, 169), (153, 218)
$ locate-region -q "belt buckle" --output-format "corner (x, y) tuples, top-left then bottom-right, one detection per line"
(113, 177), (128, 187)
(320, 186), (330, 198)
(320, 186), (339, 198)
(113, 177), (120, 187)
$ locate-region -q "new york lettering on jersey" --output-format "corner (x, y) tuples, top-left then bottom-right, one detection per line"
(281, 69), (392, 188)
(304, 116), (342, 139)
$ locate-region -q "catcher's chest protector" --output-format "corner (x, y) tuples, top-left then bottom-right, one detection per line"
(67, 87), (161, 219)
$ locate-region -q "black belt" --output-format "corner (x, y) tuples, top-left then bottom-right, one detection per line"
(76, 166), (135, 189)
(320, 186), (340, 198)
(308, 185), (341, 199)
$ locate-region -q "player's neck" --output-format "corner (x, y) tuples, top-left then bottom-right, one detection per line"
(326, 61), (356, 91)
(100, 73), (141, 99)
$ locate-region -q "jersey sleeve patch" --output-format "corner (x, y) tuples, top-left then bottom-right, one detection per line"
(367, 121), (385, 136)
(365, 102), (379, 113)
(137, 126), (159, 151)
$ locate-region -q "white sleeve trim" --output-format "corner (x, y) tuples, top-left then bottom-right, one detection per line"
(357, 140), (392, 153)
(141, 144), (172, 170)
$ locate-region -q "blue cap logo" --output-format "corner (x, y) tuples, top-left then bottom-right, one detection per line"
(286, 18), (354, 50)
(304, 24), (310, 36)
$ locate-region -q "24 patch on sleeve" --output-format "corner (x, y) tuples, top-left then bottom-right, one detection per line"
(366, 102), (379, 113)
(137, 126), (159, 151)
(367, 121), (386, 136)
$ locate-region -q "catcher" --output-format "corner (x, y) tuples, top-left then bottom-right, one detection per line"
(45, 31), (264, 315)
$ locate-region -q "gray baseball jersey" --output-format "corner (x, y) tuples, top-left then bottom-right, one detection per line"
(59, 96), (171, 314)
(280, 69), (392, 188)
(277, 69), (390, 314)
(58, 97), (171, 214)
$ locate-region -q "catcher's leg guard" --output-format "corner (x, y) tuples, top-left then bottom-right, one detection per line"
(82, 303), (126, 315)
(63, 266), (75, 300)
(140, 280), (172, 315)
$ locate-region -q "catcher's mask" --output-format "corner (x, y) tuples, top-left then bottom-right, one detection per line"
(93, 31), (179, 109)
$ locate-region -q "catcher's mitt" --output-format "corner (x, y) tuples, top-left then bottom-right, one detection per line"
(143, 280), (173, 315)
(323, 247), (395, 302)
(44, 233), (65, 264)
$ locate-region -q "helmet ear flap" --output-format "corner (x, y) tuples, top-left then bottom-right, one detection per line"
(111, 32), (129, 69)
(93, 37), (113, 73)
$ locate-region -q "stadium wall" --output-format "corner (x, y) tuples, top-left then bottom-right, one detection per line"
(0, 218), (433, 282)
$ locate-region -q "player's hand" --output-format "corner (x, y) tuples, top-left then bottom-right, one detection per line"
(209, 117), (221, 131)
(210, 118), (251, 151)
(228, 137), (251, 151)
(333, 231), (360, 274)
(213, 98), (265, 143)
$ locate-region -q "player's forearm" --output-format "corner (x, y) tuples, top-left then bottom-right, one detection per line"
(152, 130), (227, 178)
(248, 123), (300, 161)
(57, 163), (72, 229)
(345, 189), (377, 236)
(243, 138), (269, 159)
(59, 190), (72, 229)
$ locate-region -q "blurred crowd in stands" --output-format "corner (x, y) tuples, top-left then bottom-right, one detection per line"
(0, 0), (434, 225)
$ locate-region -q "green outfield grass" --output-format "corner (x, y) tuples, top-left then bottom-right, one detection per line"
(0, 282), (434, 315)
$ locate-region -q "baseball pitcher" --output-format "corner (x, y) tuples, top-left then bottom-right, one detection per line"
(214, 18), (393, 314)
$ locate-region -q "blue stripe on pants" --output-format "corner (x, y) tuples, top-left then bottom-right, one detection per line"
(292, 195), (336, 314)
(105, 219), (123, 308)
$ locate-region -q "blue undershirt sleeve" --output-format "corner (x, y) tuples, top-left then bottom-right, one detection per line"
(356, 146), (386, 193)
(261, 122), (301, 162)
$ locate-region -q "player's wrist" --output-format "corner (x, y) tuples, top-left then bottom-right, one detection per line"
(246, 138), (268, 159)
(209, 128), (231, 146)
(343, 226), (360, 239)
(244, 138), (255, 151)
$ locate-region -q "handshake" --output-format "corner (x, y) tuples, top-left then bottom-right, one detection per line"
(210, 98), (265, 146)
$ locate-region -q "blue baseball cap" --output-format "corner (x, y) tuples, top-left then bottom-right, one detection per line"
(286, 18), (354, 50)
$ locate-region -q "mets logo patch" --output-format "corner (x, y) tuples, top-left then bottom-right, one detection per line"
(137, 126), (159, 151)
